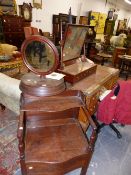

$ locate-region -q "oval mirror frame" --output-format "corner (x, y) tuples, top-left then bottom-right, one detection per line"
(21, 35), (59, 75)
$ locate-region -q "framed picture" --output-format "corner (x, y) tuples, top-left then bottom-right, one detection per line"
(33, 0), (42, 9)
(117, 20), (126, 31)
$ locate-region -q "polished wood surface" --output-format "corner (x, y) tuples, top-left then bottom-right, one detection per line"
(70, 65), (119, 93)
(0, 58), (22, 70)
(119, 55), (131, 79)
(18, 90), (97, 175)
(69, 65), (119, 130)
(52, 13), (76, 45)
(0, 15), (30, 49)
(20, 73), (65, 97)
(112, 47), (126, 67)
(95, 52), (112, 65)
(0, 58), (23, 77)
(58, 61), (97, 84)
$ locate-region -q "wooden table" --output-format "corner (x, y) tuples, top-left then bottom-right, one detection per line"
(0, 58), (23, 77)
(67, 65), (119, 130)
(95, 52), (112, 65)
(119, 55), (131, 79)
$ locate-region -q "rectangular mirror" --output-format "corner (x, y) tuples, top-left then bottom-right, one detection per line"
(62, 24), (89, 62)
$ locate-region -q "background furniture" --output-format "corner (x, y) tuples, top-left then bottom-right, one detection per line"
(0, 43), (23, 76)
(104, 19), (115, 35)
(52, 13), (76, 45)
(79, 16), (88, 25)
(0, 73), (21, 115)
(0, 0), (16, 15)
(0, 15), (30, 49)
(119, 55), (131, 79)
(112, 47), (126, 67)
(0, 58), (23, 74)
(24, 26), (39, 38)
(94, 52), (112, 65)
(0, 43), (17, 56)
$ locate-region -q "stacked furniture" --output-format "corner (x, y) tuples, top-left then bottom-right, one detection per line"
(52, 13), (76, 45)
(17, 35), (97, 175)
(0, 73), (21, 115)
(0, 15), (30, 49)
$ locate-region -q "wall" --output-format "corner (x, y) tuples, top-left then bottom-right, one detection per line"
(16, 0), (131, 34)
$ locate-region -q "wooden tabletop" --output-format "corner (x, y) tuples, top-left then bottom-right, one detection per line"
(0, 58), (23, 69)
(69, 65), (119, 96)
(97, 52), (112, 58)
(118, 55), (131, 61)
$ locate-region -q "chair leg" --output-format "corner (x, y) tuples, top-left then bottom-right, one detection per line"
(80, 161), (89, 175)
(109, 124), (122, 139)
(91, 114), (99, 127)
(97, 123), (106, 133)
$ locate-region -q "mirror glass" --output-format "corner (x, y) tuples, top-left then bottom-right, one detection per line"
(62, 24), (89, 61)
(25, 40), (55, 72)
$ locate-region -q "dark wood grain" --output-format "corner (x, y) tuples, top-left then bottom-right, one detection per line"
(18, 86), (97, 175)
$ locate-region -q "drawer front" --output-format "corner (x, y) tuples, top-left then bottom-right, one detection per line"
(102, 74), (119, 90)
(78, 107), (90, 131)
(2, 16), (23, 23)
(86, 91), (100, 115)
(3, 25), (24, 32)
(4, 33), (25, 47)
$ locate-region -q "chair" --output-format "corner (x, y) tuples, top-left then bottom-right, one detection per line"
(24, 27), (39, 39)
(97, 80), (131, 138)
(112, 47), (126, 67)
(18, 90), (97, 175)
(119, 55), (131, 80)
(39, 29), (44, 36)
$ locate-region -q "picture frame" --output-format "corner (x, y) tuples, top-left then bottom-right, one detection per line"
(33, 0), (42, 9)
(117, 20), (126, 31)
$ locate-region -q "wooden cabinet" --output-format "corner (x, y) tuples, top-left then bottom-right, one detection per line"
(79, 16), (88, 25)
(104, 19), (115, 35)
(52, 13), (76, 45)
(112, 47), (127, 67)
(0, 18), (4, 43)
(0, 15), (30, 49)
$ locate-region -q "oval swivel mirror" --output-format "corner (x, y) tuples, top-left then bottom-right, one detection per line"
(20, 35), (65, 97)
(21, 35), (59, 76)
